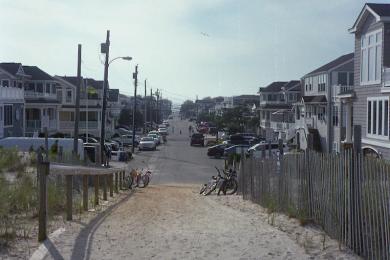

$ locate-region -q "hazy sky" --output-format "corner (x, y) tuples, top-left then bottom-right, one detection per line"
(1, 0), (369, 104)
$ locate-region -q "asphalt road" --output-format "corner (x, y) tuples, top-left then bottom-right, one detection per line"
(128, 115), (223, 185)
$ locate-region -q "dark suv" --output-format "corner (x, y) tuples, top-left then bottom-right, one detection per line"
(190, 133), (204, 146)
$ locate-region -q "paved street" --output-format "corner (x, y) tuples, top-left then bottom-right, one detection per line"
(128, 116), (223, 185)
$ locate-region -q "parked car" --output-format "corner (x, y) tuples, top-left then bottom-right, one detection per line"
(112, 134), (139, 147)
(148, 134), (160, 145)
(247, 142), (288, 158)
(207, 144), (230, 158)
(224, 144), (250, 157)
(191, 133), (204, 146)
(149, 131), (163, 143)
(229, 134), (261, 145)
(138, 137), (157, 151)
(158, 128), (168, 136)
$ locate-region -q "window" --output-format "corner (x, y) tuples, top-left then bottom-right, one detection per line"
(1, 80), (9, 87)
(318, 106), (326, 121)
(66, 89), (72, 103)
(349, 73), (354, 86)
(367, 97), (389, 139)
(46, 83), (51, 93)
(318, 74), (326, 92)
(361, 30), (382, 84)
(332, 106), (339, 126)
(338, 72), (348, 86)
(37, 83), (43, 92)
(4, 105), (13, 126)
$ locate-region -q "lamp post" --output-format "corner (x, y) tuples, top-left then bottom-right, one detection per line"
(100, 32), (132, 165)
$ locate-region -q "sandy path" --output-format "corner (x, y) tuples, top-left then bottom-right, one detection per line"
(52, 185), (309, 260)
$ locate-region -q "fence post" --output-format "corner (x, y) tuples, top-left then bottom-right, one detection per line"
(38, 159), (49, 242)
(239, 150), (245, 195)
(103, 175), (107, 200)
(119, 171), (123, 190)
(95, 146), (101, 167)
(94, 175), (99, 206)
(115, 171), (119, 193)
(109, 173), (114, 197)
(83, 175), (88, 211)
(66, 175), (73, 221)
(351, 125), (362, 253)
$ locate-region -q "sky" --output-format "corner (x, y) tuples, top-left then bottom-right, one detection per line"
(0, 0), (372, 104)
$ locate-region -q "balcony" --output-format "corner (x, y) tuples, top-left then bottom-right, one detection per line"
(335, 85), (354, 96)
(0, 86), (24, 100)
(25, 91), (58, 100)
(260, 100), (287, 106)
(59, 121), (99, 129)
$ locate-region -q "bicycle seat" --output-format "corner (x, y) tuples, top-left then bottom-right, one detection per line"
(212, 176), (217, 180)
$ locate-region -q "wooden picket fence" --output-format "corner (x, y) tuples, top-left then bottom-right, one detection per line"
(239, 149), (390, 260)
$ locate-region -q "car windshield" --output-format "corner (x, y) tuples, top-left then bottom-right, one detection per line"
(141, 137), (154, 141)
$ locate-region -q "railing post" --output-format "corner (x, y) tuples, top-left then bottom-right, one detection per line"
(109, 173), (114, 197)
(38, 160), (49, 242)
(115, 171), (119, 193)
(103, 174), (108, 200)
(119, 171), (123, 190)
(94, 175), (99, 206)
(83, 175), (88, 211)
(66, 175), (73, 221)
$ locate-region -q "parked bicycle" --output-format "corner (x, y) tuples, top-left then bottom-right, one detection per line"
(200, 167), (238, 196)
(126, 168), (152, 189)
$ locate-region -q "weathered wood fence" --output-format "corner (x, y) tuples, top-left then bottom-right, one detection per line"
(239, 149), (390, 259)
(37, 160), (128, 242)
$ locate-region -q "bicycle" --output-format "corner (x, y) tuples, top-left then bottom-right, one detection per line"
(200, 167), (238, 196)
(127, 168), (149, 189)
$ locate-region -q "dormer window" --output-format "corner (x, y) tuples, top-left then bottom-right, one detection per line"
(361, 29), (382, 84)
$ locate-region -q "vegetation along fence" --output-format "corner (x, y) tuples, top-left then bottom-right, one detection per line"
(239, 149), (390, 260)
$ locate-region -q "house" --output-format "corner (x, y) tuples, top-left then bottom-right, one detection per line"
(214, 96), (234, 116)
(233, 95), (260, 108)
(0, 63), (26, 138)
(294, 53), (354, 152)
(349, 3), (390, 158)
(258, 81), (301, 140)
(22, 65), (60, 136)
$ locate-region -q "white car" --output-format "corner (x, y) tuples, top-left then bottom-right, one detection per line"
(138, 137), (157, 151)
(149, 131), (163, 143)
(148, 134), (160, 145)
(158, 128), (168, 136)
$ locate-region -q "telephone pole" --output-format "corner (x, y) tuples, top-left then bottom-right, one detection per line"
(73, 44), (82, 157)
(100, 30), (110, 164)
(132, 65), (138, 153)
(155, 89), (160, 124)
(144, 79), (147, 133)
(150, 88), (153, 124)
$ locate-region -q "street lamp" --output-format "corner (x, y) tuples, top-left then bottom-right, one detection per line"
(100, 52), (132, 166)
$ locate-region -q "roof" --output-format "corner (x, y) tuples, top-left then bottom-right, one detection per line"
(258, 81), (288, 93)
(61, 76), (80, 86)
(22, 66), (53, 81)
(349, 3), (390, 33)
(305, 53), (354, 76)
(302, 95), (327, 103)
(84, 78), (104, 89)
(283, 80), (301, 91)
(259, 104), (292, 110)
(0, 63), (22, 76)
(367, 3), (390, 17)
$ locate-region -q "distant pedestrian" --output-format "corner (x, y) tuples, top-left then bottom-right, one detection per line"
(180, 130), (182, 135)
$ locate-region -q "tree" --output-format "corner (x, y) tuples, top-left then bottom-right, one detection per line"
(118, 108), (144, 128)
(180, 100), (196, 118)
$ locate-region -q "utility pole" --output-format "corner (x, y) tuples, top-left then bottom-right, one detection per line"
(150, 88), (153, 124)
(73, 44), (82, 157)
(144, 79), (147, 133)
(132, 65), (138, 153)
(100, 30), (110, 164)
(155, 89), (160, 124)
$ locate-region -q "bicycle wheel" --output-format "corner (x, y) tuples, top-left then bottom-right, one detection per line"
(125, 176), (133, 189)
(141, 174), (150, 187)
(199, 184), (207, 194)
(224, 179), (238, 195)
(203, 182), (217, 196)
(137, 174), (148, 188)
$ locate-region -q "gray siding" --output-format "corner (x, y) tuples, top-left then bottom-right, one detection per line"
(3, 103), (24, 137)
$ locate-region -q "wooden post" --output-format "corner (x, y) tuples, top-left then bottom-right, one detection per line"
(57, 146), (63, 163)
(44, 127), (49, 161)
(307, 133), (314, 151)
(38, 160), (49, 242)
(268, 140), (272, 158)
(119, 171), (123, 190)
(83, 175), (88, 211)
(109, 173), (114, 197)
(115, 172), (119, 193)
(261, 144), (266, 159)
(94, 175), (99, 206)
(95, 145), (101, 167)
(103, 175), (107, 200)
(66, 175), (73, 221)
(278, 139), (284, 156)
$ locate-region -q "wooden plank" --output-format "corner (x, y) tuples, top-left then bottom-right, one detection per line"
(50, 163), (125, 176)
(115, 172), (119, 193)
(66, 175), (73, 221)
(109, 173), (114, 197)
